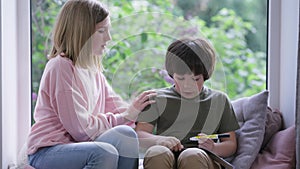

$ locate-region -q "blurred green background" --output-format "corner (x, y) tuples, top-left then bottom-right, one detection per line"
(31, 0), (267, 114)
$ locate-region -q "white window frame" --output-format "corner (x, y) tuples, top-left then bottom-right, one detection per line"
(0, 0), (299, 168)
(268, 0), (299, 128)
(1, 0), (31, 168)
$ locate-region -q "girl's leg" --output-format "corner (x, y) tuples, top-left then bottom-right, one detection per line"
(95, 125), (139, 169)
(28, 142), (118, 169)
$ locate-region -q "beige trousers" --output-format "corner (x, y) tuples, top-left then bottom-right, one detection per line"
(143, 145), (221, 169)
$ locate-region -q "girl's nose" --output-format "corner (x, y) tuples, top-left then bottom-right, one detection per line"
(106, 32), (112, 42)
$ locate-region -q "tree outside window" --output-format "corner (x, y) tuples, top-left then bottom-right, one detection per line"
(31, 0), (267, 123)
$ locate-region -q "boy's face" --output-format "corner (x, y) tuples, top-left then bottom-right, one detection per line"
(173, 73), (204, 99)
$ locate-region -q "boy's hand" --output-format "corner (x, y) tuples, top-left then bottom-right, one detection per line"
(156, 136), (184, 152)
(197, 133), (215, 152)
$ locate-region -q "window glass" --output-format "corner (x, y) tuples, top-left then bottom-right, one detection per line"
(31, 0), (267, 114)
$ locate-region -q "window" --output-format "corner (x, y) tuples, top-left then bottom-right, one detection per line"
(31, 0), (267, 115)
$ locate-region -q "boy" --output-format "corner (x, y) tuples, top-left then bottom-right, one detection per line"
(135, 38), (240, 169)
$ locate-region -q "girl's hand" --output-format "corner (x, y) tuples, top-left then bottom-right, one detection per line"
(131, 90), (157, 112)
(122, 90), (156, 121)
(197, 133), (215, 152)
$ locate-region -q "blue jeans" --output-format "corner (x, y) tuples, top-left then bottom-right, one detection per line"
(28, 125), (139, 169)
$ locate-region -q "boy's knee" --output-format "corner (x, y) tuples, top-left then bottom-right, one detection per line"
(145, 145), (174, 161)
(178, 148), (217, 169)
(144, 145), (175, 169)
(145, 145), (173, 158)
(179, 148), (207, 159)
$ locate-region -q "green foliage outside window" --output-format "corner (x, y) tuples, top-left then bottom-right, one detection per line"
(31, 0), (267, 116)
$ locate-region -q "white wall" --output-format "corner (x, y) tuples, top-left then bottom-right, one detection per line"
(0, 1), (2, 168)
(268, 0), (299, 128)
(1, 0), (31, 168)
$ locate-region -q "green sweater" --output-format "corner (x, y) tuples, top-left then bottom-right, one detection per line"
(137, 86), (240, 148)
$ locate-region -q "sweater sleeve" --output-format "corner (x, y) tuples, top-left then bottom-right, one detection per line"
(55, 90), (120, 141)
(217, 95), (240, 133)
(102, 75), (135, 127)
(50, 60), (127, 141)
(103, 78), (128, 114)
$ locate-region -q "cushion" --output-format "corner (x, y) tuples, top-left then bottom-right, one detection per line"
(250, 125), (296, 169)
(261, 107), (283, 149)
(230, 90), (269, 169)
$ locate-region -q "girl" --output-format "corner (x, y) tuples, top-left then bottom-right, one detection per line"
(27, 0), (156, 169)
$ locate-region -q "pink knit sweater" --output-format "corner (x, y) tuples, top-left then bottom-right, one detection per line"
(27, 56), (132, 155)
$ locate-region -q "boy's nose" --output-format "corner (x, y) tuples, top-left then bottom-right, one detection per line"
(183, 80), (196, 88)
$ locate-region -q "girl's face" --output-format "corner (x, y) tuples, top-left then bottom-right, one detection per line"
(173, 73), (204, 99)
(92, 18), (112, 56)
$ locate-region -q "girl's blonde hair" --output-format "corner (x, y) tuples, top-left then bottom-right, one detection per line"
(49, 0), (109, 71)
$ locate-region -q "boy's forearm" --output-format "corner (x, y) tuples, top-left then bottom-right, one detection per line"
(136, 130), (160, 149)
(213, 140), (237, 157)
